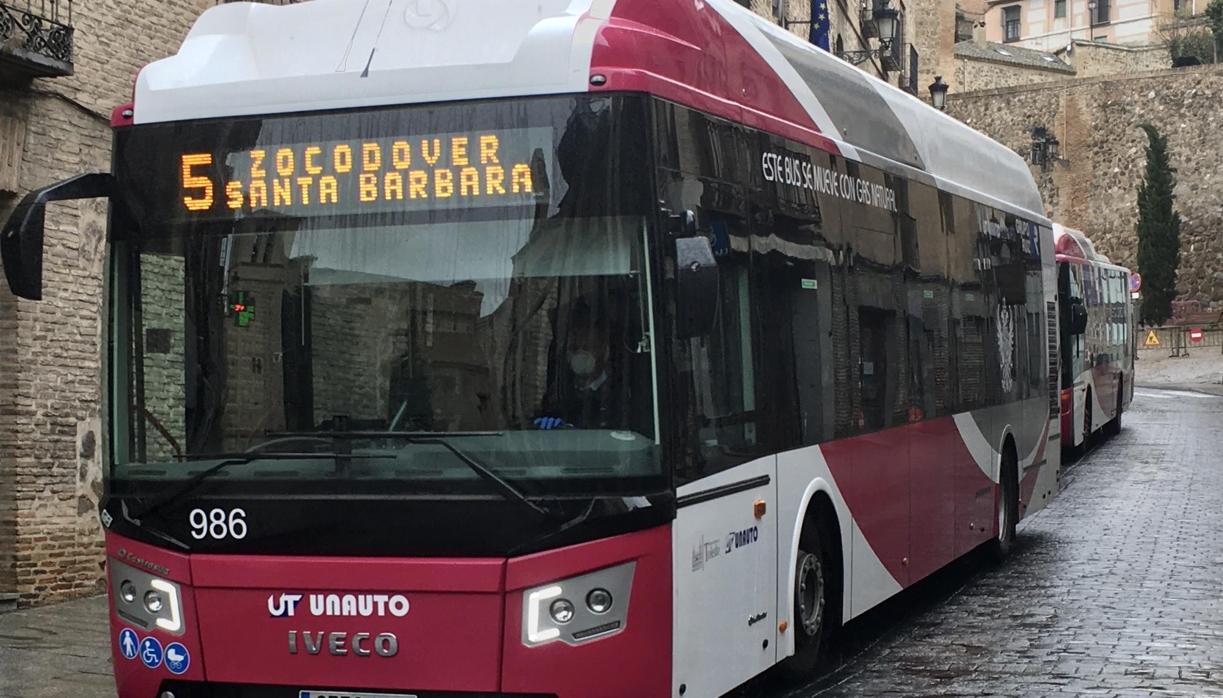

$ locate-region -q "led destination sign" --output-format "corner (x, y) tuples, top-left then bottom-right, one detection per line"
(178, 127), (553, 218)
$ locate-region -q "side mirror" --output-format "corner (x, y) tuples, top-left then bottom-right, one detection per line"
(675, 235), (719, 339)
(2, 173), (114, 300)
(1070, 300), (1089, 335)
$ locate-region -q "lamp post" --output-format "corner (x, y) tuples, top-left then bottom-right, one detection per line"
(874, 3), (900, 71)
(928, 75), (949, 110)
(1087, 0), (1096, 41)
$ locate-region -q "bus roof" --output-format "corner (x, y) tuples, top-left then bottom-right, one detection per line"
(1054, 223), (1130, 272)
(134, 0), (1046, 222)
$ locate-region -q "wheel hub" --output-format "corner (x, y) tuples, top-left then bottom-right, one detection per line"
(797, 552), (825, 637)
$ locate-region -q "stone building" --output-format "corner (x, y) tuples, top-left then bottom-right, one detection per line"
(741, 0), (951, 101)
(982, 0), (1176, 50)
(952, 30), (1168, 90)
(950, 64), (1223, 306)
(0, 0), (216, 609)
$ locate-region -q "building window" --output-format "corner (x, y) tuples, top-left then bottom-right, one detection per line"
(1055, 0), (1066, 18)
(1003, 5), (1021, 42)
(1092, 0), (1110, 24)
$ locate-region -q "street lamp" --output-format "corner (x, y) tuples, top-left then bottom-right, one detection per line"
(874, 2), (900, 70)
(928, 75), (949, 110)
(1087, 1), (1096, 41)
(1029, 127), (1065, 170)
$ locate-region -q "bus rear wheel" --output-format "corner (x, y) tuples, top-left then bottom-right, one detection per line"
(1083, 389), (1093, 446)
(1105, 378), (1123, 437)
(782, 527), (834, 679)
(989, 446), (1018, 561)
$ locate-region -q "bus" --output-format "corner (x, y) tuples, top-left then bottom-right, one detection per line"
(1054, 224), (1134, 451)
(1, 1), (1061, 696)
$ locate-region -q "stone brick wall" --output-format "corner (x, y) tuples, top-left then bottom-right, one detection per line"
(954, 57), (1074, 91)
(908, 0), (959, 96)
(950, 64), (1223, 305)
(0, 0), (212, 607)
(1068, 41), (1171, 78)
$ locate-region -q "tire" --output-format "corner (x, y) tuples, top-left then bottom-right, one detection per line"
(1105, 379), (1123, 438)
(1082, 389), (1093, 446)
(989, 446), (1019, 561)
(780, 524), (835, 679)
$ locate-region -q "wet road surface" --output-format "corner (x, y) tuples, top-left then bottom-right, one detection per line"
(2, 388), (1221, 697)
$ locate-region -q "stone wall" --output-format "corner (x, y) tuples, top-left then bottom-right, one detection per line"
(0, 0), (211, 607)
(954, 57), (1076, 91)
(1068, 41), (1170, 78)
(949, 64), (1223, 305)
(908, 0), (959, 95)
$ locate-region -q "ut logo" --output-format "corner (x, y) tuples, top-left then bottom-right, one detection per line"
(267, 593), (304, 618)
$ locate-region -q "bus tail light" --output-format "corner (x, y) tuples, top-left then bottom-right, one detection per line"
(521, 562), (635, 647)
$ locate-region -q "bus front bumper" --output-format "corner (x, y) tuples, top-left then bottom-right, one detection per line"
(105, 526), (671, 698)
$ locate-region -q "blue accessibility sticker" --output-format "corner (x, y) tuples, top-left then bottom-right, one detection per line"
(139, 636), (164, 670)
(164, 642), (190, 675)
(118, 628), (139, 660)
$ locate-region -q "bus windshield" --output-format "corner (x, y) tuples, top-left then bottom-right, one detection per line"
(107, 95), (662, 498)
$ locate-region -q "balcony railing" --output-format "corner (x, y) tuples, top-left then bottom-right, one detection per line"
(0, 0), (73, 79)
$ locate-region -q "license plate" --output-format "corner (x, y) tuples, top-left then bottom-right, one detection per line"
(299, 693), (418, 698)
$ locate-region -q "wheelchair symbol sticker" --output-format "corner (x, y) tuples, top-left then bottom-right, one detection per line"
(139, 636), (163, 669)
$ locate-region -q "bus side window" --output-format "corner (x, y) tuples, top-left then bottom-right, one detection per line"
(666, 181), (760, 484)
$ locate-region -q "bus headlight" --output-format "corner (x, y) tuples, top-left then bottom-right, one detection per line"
(586, 588), (613, 614)
(144, 590), (164, 613)
(549, 598), (575, 624)
(109, 559), (185, 636)
(521, 561), (635, 647)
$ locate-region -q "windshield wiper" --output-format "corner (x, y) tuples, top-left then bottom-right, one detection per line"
(130, 452), (392, 520)
(272, 431), (553, 520)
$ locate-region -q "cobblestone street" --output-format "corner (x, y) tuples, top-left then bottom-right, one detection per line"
(2, 388), (1222, 697)
(751, 386), (1223, 698)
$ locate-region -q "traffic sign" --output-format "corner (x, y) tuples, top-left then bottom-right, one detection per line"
(140, 636), (164, 670)
(1190, 327), (1204, 345)
(164, 642), (191, 675)
(1145, 329), (1160, 347)
(118, 628), (139, 660)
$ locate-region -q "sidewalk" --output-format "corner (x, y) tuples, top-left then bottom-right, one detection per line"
(1135, 350), (1223, 389)
(0, 595), (114, 698)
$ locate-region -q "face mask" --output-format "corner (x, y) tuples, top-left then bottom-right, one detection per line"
(568, 351), (596, 376)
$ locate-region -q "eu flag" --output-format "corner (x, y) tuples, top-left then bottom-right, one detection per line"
(810, 0), (831, 51)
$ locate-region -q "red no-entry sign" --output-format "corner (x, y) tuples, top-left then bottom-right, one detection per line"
(1189, 327), (1204, 344)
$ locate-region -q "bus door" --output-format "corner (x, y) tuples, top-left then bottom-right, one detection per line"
(662, 174), (779, 698)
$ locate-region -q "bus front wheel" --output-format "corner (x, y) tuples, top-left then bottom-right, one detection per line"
(782, 526), (834, 678)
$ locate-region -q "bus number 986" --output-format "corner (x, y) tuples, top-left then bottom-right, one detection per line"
(189, 508), (248, 540)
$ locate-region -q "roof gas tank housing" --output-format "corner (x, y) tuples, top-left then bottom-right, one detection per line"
(134, 0), (616, 124)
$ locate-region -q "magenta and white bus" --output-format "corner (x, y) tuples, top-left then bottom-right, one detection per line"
(1054, 224), (1134, 450)
(1, 1), (1061, 696)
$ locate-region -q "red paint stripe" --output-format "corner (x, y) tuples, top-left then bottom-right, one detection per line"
(191, 555), (504, 592)
(505, 525), (667, 591)
(591, 1), (842, 156)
